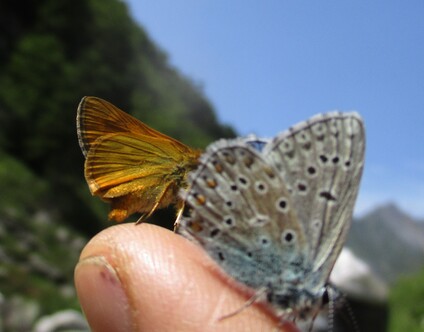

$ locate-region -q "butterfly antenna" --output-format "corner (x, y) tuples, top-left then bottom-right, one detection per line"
(338, 293), (360, 332)
(308, 310), (320, 332)
(327, 288), (335, 332)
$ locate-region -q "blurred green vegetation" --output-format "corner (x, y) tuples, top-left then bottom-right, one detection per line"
(0, 0), (235, 234)
(0, 0), (235, 323)
(389, 268), (424, 332)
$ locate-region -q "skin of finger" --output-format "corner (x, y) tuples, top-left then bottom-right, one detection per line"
(76, 223), (299, 332)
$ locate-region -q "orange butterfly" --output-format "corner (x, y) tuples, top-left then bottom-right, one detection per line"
(77, 96), (201, 224)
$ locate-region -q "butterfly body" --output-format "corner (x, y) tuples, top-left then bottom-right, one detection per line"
(177, 112), (365, 324)
(77, 96), (200, 222)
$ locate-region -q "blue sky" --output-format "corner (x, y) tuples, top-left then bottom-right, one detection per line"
(126, 1), (424, 218)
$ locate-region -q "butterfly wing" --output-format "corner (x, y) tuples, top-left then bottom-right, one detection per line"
(77, 96), (201, 221)
(85, 131), (199, 193)
(179, 139), (311, 291)
(264, 112), (365, 284)
(77, 96), (191, 157)
(85, 132), (200, 221)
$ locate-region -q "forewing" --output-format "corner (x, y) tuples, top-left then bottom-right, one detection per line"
(264, 112), (365, 279)
(77, 96), (191, 156)
(178, 139), (310, 289)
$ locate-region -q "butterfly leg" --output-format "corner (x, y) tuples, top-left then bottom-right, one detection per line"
(218, 287), (268, 322)
(134, 213), (147, 224)
(135, 182), (175, 225)
(308, 313), (318, 332)
(173, 199), (185, 232)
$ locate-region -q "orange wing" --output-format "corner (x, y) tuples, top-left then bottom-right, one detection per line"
(77, 96), (193, 157)
(76, 96), (201, 222)
(84, 132), (199, 196)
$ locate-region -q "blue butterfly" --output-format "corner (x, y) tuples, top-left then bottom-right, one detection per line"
(177, 112), (365, 329)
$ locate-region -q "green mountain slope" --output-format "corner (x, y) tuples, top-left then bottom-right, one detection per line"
(0, 0), (236, 234)
(0, 0), (235, 329)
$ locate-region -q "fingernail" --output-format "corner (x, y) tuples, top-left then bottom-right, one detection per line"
(75, 256), (133, 332)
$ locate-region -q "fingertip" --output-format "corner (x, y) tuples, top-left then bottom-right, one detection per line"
(75, 256), (133, 332)
(75, 223), (298, 332)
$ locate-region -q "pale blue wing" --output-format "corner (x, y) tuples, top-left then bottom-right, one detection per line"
(178, 138), (311, 291)
(177, 112), (365, 320)
(264, 112), (365, 285)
